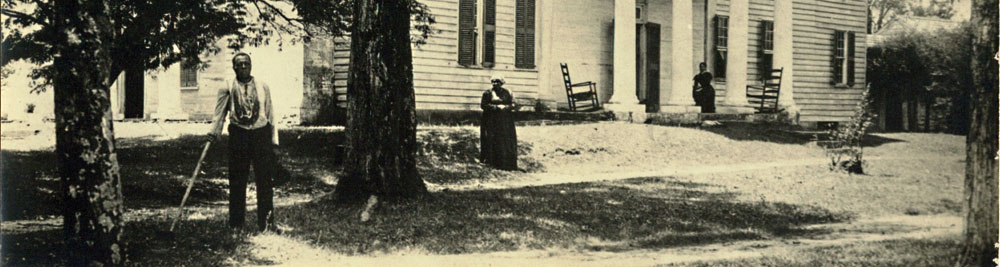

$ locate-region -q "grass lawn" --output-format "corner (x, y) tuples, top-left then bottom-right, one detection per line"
(0, 121), (966, 266)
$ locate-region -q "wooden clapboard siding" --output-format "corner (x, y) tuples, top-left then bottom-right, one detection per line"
(791, 0), (866, 122)
(312, 0), (540, 113)
(331, 37), (351, 108)
(715, 0), (866, 122)
(747, 0), (775, 85)
(412, 0), (538, 110)
(543, 0), (615, 103)
(712, 0), (777, 99)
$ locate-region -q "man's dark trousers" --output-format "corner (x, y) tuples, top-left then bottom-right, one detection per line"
(227, 124), (276, 230)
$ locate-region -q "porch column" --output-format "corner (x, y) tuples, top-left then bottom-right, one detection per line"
(719, 0), (754, 113)
(608, 0), (646, 121)
(773, 0), (798, 116)
(661, 0), (701, 113)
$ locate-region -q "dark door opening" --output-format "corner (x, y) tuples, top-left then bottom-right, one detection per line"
(124, 67), (144, 119)
(637, 22), (661, 113)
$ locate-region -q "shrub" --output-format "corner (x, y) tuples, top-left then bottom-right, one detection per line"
(826, 86), (877, 174)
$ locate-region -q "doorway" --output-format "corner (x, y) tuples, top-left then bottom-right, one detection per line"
(637, 22), (661, 113)
(124, 67), (144, 119)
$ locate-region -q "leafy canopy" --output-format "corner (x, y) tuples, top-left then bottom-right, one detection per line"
(1, 0), (434, 90)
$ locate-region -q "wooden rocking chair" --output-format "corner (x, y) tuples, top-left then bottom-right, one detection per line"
(560, 63), (601, 111)
(746, 68), (784, 113)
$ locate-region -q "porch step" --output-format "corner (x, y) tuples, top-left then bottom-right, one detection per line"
(699, 113), (781, 122)
(648, 112), (791, 126)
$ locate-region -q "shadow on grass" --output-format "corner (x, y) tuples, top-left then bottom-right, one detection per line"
(1, 129), (343, 221)
(279, 176), (847, 255)
(1, 127), (541, 221)
(1, 215), (252, 266)
(697, 121), (904, 147)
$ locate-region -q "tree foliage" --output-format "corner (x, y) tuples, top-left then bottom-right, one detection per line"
(1, 0), (434, 84)
(866, 24), (974, 133)
(867, 0), (907, 34)
(908, 0), (955, 19)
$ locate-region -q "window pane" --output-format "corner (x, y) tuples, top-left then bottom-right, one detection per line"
(181, 64), (197, 88)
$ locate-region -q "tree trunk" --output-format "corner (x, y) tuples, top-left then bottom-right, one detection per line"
(924, 96), (931, 132)
(957, 0), (999, 265)
(907, 98), (919, 132)
(335, 0), (427, 203)
(53, 1), (126, 265)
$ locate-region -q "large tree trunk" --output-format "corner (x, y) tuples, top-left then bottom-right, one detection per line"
(335, 0), (427, 203)
(957, 0), (999, 265)
(53, 1), (126, 265)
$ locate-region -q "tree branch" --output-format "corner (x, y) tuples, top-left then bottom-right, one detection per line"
(250, 1), (313, 39)
(256, 1), (306, 24)
(1, 8), (49, 27)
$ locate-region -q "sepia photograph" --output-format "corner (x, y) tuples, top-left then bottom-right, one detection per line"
(1, 0), (998, 266)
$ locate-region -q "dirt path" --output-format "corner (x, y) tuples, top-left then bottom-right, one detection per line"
(428, 155), (964, 192)
(239, 215), (960, 266)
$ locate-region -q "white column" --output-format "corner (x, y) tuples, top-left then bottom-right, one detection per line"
(773, 0), (798, 115)
(152, 66), (188, 120)
(661, 0), (700, 113)
(607, 0), (646, 120)
(537, 0), (557, 109)
(720, 0), (754, 113)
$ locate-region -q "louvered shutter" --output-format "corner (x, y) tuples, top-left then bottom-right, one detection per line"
(832, 30), (844, 85)
(714, 15), (728, 78)
(483, 0), (496, 67)
(458, 0), (477, 66)
(846, 31), (856, 87)
(515, 0), (536, 68)
(759, 21), (773, 79)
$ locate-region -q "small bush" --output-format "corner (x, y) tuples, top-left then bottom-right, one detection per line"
(826, 86), (876, 174)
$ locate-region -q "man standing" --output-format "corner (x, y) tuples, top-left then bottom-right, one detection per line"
(208, 52), (280, 232)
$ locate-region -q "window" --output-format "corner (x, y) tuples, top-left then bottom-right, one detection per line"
(832, 30), (856, 87)
(180, 61), (198, 88)
(482, 0), (496, 67)
(759, 20), (774, 79)
(458, 0), (477, 66)
(762, 21), (774, 53)
(458, 0), (534, 68)
(714, 15), (729, 79)
(515, 0), (535, 68)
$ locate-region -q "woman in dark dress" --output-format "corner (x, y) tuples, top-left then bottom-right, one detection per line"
(693, 62), (716, 113)
(480, 74), (518, 171)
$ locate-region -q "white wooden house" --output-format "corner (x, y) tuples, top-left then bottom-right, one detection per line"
(90, 0), (868, 127)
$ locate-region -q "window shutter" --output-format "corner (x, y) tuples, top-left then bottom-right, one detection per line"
(714, 15), (728, 78)
(515, 0), (536, 68)
(458, 0), (477, 66)
(832, 30), (844, 85)
(759, 21), (773, 79)
(483, 0), (496, 67)
(846, 31), (856, 87)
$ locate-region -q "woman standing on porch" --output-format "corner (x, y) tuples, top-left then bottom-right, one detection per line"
(480, 74), (518, 171)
